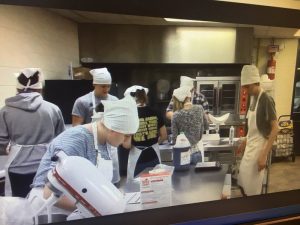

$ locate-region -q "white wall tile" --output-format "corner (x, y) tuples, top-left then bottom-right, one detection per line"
(0, 86), (16, 107)
(0, 5), (79, 105)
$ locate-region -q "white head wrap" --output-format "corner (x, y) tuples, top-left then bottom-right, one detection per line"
(241, 65), (260, 86)
(124, 85), (149, 97)
(90, 68), (112, 85)
(102, 95), (139, 134)
(173, 86), (192, 102)
(16, 68), (43, 90)
(180, 76), (195, 90)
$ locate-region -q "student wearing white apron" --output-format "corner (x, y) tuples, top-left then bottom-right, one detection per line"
(123, 86), (167, 181)
(28, 95), (139, 216)
(0, 68), (65, 197)
(91, 101), (120, 184)
(72, 67), (118, 126)
(237, 65), (279, 196)
(171, 86), (209, 164)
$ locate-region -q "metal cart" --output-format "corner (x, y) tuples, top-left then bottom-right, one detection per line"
(273, 115), (295, 162)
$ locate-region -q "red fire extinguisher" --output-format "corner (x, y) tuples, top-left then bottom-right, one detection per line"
(267, 53), (276, 80)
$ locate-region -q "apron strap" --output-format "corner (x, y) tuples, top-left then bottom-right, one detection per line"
(92, 91), (97, 116)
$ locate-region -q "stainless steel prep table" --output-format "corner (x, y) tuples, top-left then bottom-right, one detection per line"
(122, 164), (229, 212)
(159, 140), (237, 165)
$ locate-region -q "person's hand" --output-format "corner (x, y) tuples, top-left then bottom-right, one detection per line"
(257, 153), (267, 172)
(5, 143), (11, 154)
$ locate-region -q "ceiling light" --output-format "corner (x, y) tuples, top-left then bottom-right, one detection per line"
(294, 29), (300, 37)
(164, 18), (219, 23)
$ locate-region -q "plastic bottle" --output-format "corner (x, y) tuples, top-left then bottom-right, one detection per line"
(229, 126), (234, 145)
(173, 132), (191, 171)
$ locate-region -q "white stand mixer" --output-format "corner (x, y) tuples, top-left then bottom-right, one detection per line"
(196, 113), (230, 169)
(202, 113), (230, 145)
(33, 151), (125, 224)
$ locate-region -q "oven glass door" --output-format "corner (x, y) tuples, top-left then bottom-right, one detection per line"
(218, 81), (240, 115)
(196, 81), (218, 114)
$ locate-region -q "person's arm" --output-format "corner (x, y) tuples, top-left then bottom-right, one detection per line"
(166, 111), (173, 120)
(71, 98), (86, 126)
(257, 120), (279, 171)
(165, 99), (174, 120)
(43, 185), (76, 211)
(158, 125), (167, 144)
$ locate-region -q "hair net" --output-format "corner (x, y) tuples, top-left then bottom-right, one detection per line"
(90, 68), (112, 85)
(173, 86), (192, 102)
(241, 65), (260, 86)
(16, 68), (43, 90)
(124, 85), (149, 97)
(102, 95), (139, 134)
(180, 76), (195, 90)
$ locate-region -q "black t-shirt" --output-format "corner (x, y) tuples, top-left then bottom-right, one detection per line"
(132, 106), (165, 148)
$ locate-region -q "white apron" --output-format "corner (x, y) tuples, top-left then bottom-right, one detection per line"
(126, 143), (161, 182)
(92, 122), (114, 182)
(238, 90), (267, 196)
(4, 143), (47, 196)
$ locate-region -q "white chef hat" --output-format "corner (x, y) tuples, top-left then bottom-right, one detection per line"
(102, 95), (139, 134)
(124, 85), (149, 97)
(16, 68), (43, 90)
(241, 65), (260, 86)
(173, 86), (192, 102)
(180, 76), (195, 90)
(90, 67), (112, 85)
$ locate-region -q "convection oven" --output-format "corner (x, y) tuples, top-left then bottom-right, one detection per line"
(195, 76), (248, 137)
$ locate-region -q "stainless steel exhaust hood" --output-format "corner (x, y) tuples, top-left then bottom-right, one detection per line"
(79, 25), (253, 64)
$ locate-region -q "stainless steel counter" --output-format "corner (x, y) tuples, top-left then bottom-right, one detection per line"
(159, 139), (238, 165)
(122, 164), (229, 212)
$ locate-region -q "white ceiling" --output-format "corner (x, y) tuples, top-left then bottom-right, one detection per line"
(50, 6), (300, 39)
(216, 0), (300, 10)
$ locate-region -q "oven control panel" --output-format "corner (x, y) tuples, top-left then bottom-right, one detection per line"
(239, 86), (248, 118)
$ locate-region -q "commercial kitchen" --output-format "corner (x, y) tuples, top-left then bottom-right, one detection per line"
(1, 1), (300, 224)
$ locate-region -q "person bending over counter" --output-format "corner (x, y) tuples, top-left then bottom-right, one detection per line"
(124, 85), (167, 178)
(72, 67), (118, 126)
(28, 96), (139, 216)
(171, 86), (209, 164)
(237, 65), (279, 196)
(0, 68), (65, 198)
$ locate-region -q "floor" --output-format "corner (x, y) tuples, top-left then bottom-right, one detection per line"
(268, 156), (300, 193)
(231, 156), (300, 198)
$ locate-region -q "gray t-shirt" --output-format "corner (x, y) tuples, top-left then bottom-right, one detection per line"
(72, 92), (118, 124)
(249, 91), (277, 139)
(171, 105), (208, 146)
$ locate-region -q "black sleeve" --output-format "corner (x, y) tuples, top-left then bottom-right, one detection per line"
(156, 110), (165, 128)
